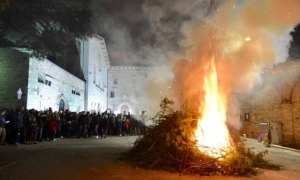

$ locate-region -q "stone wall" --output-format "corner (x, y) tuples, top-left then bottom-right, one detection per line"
(0, 37), (111, 113)
(107, 66), (154, 116)
(241, 60), (300, 148)
(0, 48), (29, 109)
(80, 36), (109, 113)
(27, 57), (85, 112)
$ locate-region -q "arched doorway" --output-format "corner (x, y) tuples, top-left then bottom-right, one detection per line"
(121, 105), (129, 115)
(59, 99), (65, 112)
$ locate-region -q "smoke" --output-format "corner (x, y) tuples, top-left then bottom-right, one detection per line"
(90, 0), (194, 66)
(90, 1), (300, 124)
(170, 0), (300, 129)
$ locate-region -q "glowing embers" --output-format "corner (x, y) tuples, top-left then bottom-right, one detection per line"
(195, 56), (232, 158)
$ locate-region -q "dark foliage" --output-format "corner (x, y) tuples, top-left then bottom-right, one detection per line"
(0, 0), (94, 57)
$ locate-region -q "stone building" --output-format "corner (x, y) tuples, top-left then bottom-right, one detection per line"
(107, 66), (155, 116)
(240, 60), (300, 149)
(0, 36), (110, 113)
(79, 36), (110, 113)
(27, 55), (85, 112)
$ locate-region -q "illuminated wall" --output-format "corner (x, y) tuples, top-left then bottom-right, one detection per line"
(80, 35), (110, 113)
(107, 66), (154, 116)
(0, 36), (110, 113)
(240, 60), (300, 149)
(27, 57), (85, 112)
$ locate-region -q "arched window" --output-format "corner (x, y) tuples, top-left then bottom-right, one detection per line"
(38, 73), (44, 83)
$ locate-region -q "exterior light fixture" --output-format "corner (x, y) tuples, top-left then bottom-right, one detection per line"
(17, 88), (22, 99)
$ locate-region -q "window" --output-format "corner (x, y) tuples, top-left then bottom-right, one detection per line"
(72, 90), (80, 96)
(45, 80), (51, 86)
(114, 78), (118, 84)
(38, 73), (44, 83)
(110, 91), (115, 98)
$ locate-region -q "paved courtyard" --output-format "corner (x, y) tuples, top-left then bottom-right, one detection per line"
(0, 136), (299, 180)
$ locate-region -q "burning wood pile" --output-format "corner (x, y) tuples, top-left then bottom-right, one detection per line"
(124, 0), (300, 176)
(126, 98), (280, 176)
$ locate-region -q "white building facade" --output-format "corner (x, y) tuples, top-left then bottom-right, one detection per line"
(79, 35), (110, 113)
(27, 57), (85, 112)
(1, 36), (155, 116)
(0, 36), (110, 113)
(107, 66), (154, 116)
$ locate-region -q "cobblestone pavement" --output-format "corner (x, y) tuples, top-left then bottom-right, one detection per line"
(0, 136), (299, 180)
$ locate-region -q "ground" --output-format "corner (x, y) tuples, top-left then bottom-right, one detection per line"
(0, 136), (300, 180)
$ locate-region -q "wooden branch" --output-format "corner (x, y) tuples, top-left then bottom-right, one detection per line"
(148, 154), (161, 169)
(148, 139), (159, 151)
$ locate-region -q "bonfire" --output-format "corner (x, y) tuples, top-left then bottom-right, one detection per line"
(126, 57), (280, 176)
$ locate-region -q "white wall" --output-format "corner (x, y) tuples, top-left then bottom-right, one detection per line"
(80, 36), (110, 113)
(107, 66), (154, 116)
(27, 58), (85, 112)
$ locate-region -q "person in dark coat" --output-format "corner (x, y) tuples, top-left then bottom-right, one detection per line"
(78, 111), (88, 138)
(117, 114), (123, 136)
(92, 113), (99, 138)
(56, 113), (63, 139)
(65, 120), (73, 138)
(101, 113), (110, 139)
(45, 111), (52, 141)
(13, 108), (23, 146)
(29, 116), (38, 144)
(36, 112), (45, 142)
(0, 108), (9, 146)
(86, 112), (93, 137)
(20, 107), (30, 144)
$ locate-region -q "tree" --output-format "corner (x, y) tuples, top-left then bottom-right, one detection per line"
(0, 0), (10, 12)
(0, 0), (94, 57)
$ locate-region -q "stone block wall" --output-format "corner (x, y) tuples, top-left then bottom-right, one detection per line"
(0, 48), (29, 109)
(241, 60), (300, 148)
(80, 36), (109, 113)
(27, 57), (85, 112)
(108, 66), (154, 116)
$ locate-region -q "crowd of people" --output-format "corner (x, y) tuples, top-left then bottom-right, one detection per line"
(0, 106), (147, 147)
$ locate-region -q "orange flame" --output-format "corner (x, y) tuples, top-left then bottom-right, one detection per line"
(195, 56), (232, 158)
